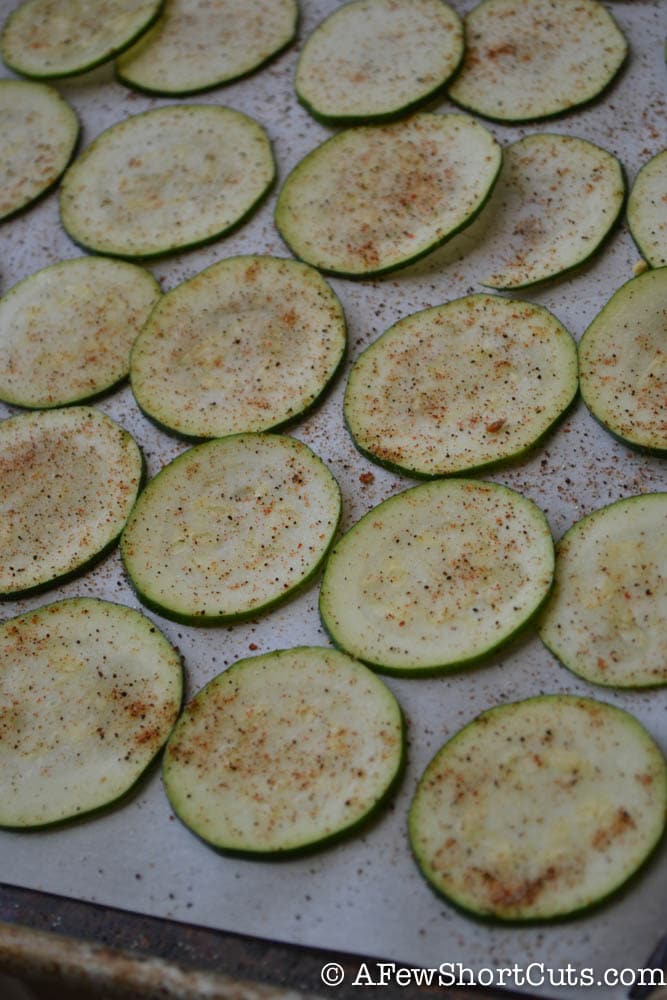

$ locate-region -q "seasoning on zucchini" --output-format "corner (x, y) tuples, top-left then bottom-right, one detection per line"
(448, 0), (627, 122)
(295, 0), (463, 124)
(0, 80), (78, 222)
(627, 149), (667, 268)
(0, 407), (143, 597)
(163, 646), (404, 854)
(539, 494), (667, 688)
(117, 0), (298, 96)
(344, 294), (577, 477)
(578, 267), (667, 454)
(121, 433), (341, 625)
(1, 0), (163, 79)
(479, 134), (625, 289)
(0, 257), (160, 408)
(60, 105), (275, 258)
(274, 112), (502, 277)
(130, 255), (345, 439)
(319, 478), (554, 674)
(409, 695), (667, 920)
(0, 597), (182, 828)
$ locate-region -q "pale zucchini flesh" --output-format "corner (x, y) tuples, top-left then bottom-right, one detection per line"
(319, 479), (554, 674)
(130, 256), (346, 439)
(121, 433), (341, 624)
(0, 407), (143, 596)
(116, 0), (298, 96)
(0, 257), (160, 408)
(627, 149), (667, 268)
(0, 597), (182, 828)
(448, 0), (627, 122)
(163, 646), (405, 854)
(0, 79), (78, 221)
(295, 0), (464, 124)
(1, 0), (163, 79)
(539, 494), (667, 688)
(409, 695), (667, 920)
(344, 294), (577, 477)
(60, 105), (275, 258)
(578, 268), (667, 454)
(274, 112), (502, 277)
(478, 134), (625, 289)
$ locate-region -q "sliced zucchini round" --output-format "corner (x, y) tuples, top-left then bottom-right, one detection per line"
(121, 433), (341, 625)
(0, 407), (143, 597)
(479, 134), (625, 289)
(60, 105), (275, 258)
(130, 256), (346, 439)
(447, 0), (627, 123)
(627, 149), (667, 268)
(409, 695), (667, 920)
(163, 646), (405, 854)
(0, 257), (160, 408)
(0, 79), (78, 222)
(1, 0), (163, 79)
(344, 294), (577, 477)
(0, 597), (182, 828)
(295, 0), (464, 124)
(319, 479), (554, 674)
(116, 0), (298, 96)
(578, 268), (667, 454)
(274, 112), (502, 277)
(539, 494), (667, 688)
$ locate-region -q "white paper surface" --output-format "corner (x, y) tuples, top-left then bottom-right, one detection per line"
(0, 2), (665, 997)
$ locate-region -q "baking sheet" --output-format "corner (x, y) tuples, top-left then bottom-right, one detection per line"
(0, 1), (665, 996)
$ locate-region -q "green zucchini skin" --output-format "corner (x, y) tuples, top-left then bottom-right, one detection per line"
(627, 149), (667, 268)
(343, 295), (578, 479)
(294, 0), (464, 127)
(0, 80), (80, 223)
(121, 433), (342, 626)
(319, 478), (555, 676)
(578, 268), (667, 455)
(60, 105), (276, 260)
(408, 694), (667, 922)
(0, 597), (183, 829)
(129, 255), (347, 441)
(162, 646), (406, 856)
(0, 407), (145, 599)
(539, 493), (667, 689)
(116, 0), (299, 97)
(447, 0), (628, 124)
(1, 0), (166, 80)
(274, 113), (502, 279)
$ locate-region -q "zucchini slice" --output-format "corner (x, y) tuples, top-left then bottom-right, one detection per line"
(295, 0), (463, 124)
(163, 646), (404, 854)
(319, 479), (554, 674)
(0, 407), (143, 597)
(1, 0), (163, 79)
(578, 268), (667, 454)
(121, 433), (341, 625)
(447, 0), (627, 123)
(344, 294), (577, 477)
(409, 695), (667, 920)
(479, 134), (625, 289)
(539, 494), (667, 688)
(0, 79), (78, 222)
(274, 112), (501, 278)
(0, 597), (182, 828)
(130, 255), (346, 439)
(116, 0), (298, 96)
(60, 105), (274, 258)
(0, 257), (160, 408)
(627, 149), (667, 268)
